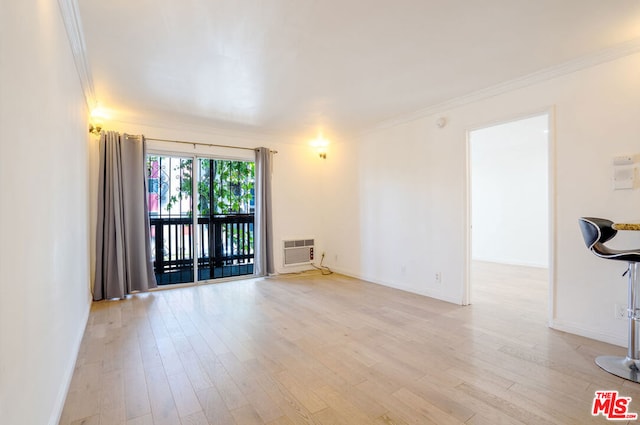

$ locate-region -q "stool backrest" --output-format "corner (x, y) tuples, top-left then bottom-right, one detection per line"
(578, 217), (617, 251)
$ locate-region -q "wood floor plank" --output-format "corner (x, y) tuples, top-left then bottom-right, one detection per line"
(390, 387), (465, 425)
(180, 410), (209, 425)
(144, 365), (182, 425)
(167, 371), (202, 418)
(137, 335), (164, 372)
(323, 381), (387, 420)
(398, 374), (474, 423)
(99, 369), (126, 425)
(178, 348), (214, 392)
(314, 384), (373, 424)
(59, 263), (640, 425)
(311, 407), (350, 425)
(372, 413), (410, 425)
(67, 394), (102, 424)
(265, 416), (296, 425)
(200, 354), (249, 411)
(275, 370), (328, 414)
(230, 404), (265, 425)
(411, 380), (527, 425)
(126, 414), (154, 425)
(124, 366), (151, 420)
(216, 352), (284, 422)
(457, 382), (557, 425)
(508, 381), (602, 425)
(155, 336), (186, 377)
(195, 386), (236, 425)
(70, 415), (100, 425)
(59, 385), (101, 424)
(254, 372), (321, 425)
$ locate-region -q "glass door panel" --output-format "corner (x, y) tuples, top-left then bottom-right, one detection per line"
(196, 158), (255, 280)
(147, 155), (194, 285)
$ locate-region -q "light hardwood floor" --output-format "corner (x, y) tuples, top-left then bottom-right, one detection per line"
(59, 262), (639, 425)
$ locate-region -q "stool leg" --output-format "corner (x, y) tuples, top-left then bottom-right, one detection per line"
(596, 262), (640, 382)
(628, 262), (639, 361)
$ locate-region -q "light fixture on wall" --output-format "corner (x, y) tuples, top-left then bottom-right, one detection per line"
(89, 105), (108, 134)
(310, 133), (329, 159)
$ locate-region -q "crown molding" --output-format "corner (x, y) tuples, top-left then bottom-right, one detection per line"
(110, 110), (281, 144)
(57, 0), (96, 110)
(367, 37), (640, 134)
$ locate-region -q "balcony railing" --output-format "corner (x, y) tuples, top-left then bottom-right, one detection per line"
(150, 214), (254, 285)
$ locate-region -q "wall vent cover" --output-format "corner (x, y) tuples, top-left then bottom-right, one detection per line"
(283, 239), (314, 266)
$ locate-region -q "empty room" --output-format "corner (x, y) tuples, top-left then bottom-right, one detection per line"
(4, 1), (640, 424)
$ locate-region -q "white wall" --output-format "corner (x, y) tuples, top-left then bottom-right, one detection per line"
(470, 114), (549, 267)
(320, 140), (363, 274)
(107, 119), (326, 275)
(323, 117), (465, 302)
(324, 52), (640, 345)
(0, 1), (92, 424)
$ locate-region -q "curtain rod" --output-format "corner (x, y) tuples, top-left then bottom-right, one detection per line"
(131, 135), (278, 154)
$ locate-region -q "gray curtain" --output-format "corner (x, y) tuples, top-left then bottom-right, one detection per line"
(254, 147), (274, 276)
(94, 131), (157, 300)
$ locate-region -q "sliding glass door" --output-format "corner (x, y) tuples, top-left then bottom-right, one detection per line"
(196, 159), (255, 280)
(146, 154), (255, 285)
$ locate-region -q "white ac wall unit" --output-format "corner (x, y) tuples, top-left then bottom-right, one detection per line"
(283, 239), (315, 266)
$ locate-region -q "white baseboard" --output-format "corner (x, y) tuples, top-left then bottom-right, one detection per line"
(549, 318), (626, 348)
(48, 296), (91, 425)
(328, 266), (463, 305)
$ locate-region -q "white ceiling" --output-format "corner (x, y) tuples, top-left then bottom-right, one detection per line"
(77, 0), (640, 141)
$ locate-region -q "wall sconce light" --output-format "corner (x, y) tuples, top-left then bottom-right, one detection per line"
(89, 106), (107, 134)
(89, 123), (102, 134)
(310, 134), (329, 159)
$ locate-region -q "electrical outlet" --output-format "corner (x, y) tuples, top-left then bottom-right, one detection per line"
(615, 304), (627, 320)
(435, 272), (441, 283)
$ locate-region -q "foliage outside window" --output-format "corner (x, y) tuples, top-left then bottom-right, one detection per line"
(146, 157), (255, 217)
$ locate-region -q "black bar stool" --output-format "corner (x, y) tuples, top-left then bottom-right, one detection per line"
(578, 217), (640, 382)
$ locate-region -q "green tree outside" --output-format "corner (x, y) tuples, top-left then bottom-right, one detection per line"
(157, 158), (255, 216)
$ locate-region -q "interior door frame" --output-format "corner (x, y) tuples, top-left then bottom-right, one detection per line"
(464, 107), (556, 326)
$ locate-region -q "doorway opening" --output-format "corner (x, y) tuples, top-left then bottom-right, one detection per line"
(467, 112), (552, 320)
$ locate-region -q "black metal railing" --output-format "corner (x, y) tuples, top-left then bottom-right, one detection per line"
(150, 214), (254, 284)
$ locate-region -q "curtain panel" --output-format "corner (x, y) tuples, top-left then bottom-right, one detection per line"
(254, 147), (275, 276)
(94, 131), (157, 300)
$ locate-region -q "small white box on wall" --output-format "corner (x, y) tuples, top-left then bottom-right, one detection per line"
(613, 155), (637, 190)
